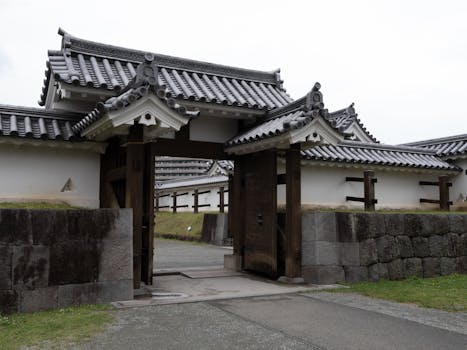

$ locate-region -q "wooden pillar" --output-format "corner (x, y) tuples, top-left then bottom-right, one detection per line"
(193, 189), (199, 213)
(172, 192), (177, 213)
(125, 125), (144, 289)
(231, 156), (245, 256)
(219, 186), (225, 213)
(363, 170), (376, 211)
(285, 144), (302, 278)
(141, 143), (155, 285)
(155, 194), (159, 212)
(439, 175), (450, 211)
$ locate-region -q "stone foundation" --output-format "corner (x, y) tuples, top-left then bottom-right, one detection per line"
(302, 211), (467, 284)
(0, 209), (133, 314)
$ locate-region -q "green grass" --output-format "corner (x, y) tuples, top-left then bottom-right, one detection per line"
(155, 211), (206, 239)
(0, 304), (114, 349)
(322, 274), (467, 312)
(0, 202), (78, 209)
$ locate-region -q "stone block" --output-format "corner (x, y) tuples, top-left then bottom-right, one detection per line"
(67, 210), (102, 240)
(0, 210), (33, 244)
(368, 263), (388, 281)
(0, 290), (19, 314)
(31, 210), (68, 245)
(459, 234), (467, 256)
(105, 209), (132, 240)
(396, 235), (413, 258)
(428, 235), (448, 257)
(339, 242), (360, 265)
(302, 241), (339, 266)
(359, 239), (378, 266)
(446, 233), (459, 257)
(449, 215), (467, 234)
(404, 258), (423, 277)
(49, 241), (101, 285)
(302, 265), (345, 285)
(404, 214), (423, 237)
(344, 266), (368, 282)
(224, 254), (242, 271)
(97, 279), (133, 302)
(315, 212), (337, 241)
(412, 236), (430, 258)
(385, 214), (405, 236)
(336, 212), (355, 242)
(388, 259), (405, 280)
(19, 286), (58, 313)
(0, 245), (12, 289)
(354, 213), (381, 241)
(58, 283), (99, 307)
(98, 239), (133, 282)
(420, 215), (449, 236)
(422, 257), (441, 278)
(301, 212), (317, 241)
(12, 245), (49, 290)
(458, 256), (467, 273)
(440, 257), (457, 276)
(376, 236), (399, 263)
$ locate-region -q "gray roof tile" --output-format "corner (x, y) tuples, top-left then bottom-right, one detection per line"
(302, 141), (460, 171)
(403, 134), (467, 158)
(327, 103), (378, 142)
(0, 105), (82, 141)
(40, 29), (292, 110)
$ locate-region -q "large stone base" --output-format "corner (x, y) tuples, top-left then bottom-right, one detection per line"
(224, 254), (242, 271)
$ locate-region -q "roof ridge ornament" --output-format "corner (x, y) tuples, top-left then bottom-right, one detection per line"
(304, 82), (324, 112)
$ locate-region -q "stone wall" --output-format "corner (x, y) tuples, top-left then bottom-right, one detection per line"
(0, 209), (133, 314)
(302, 211), (467, 284)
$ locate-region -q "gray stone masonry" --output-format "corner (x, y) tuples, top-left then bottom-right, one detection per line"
(302, 211), (467, 284)
(0, 209), (133, 314)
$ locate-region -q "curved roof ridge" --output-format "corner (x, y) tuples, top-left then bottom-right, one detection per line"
(402, 133), (467, 146)
(0, 104), (84, 121)
(58, 28), (282, 85)
(339, 140), (437, 154)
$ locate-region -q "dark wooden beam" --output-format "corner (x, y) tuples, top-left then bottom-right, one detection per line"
(104, 166), (126, 182)
(125, 125), (144, 289)
(193, 189), (199, 213)
(172, 192), (177, 213)
(285, 143), (302, 278)
(439, 175), (451, 211)
(363, 170), (376, 211)
(231, 156), (245, 256)
(141, 143), (155, 285)
(151, 138), (233, 159)
(219, 186), (225, 213)
(277, 173), (286, 185)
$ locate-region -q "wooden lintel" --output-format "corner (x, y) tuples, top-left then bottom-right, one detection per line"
(151, 139), (233, 159)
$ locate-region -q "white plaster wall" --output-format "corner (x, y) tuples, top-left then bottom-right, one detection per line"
(278, 163), (445, 209)
(189, 116), (238, 143)
(0, 144), (100, 208)
(451, 158), (467, 208)
(157, 184), (229, 212)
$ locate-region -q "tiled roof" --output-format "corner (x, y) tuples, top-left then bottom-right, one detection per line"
(0, 105), (82, 141)
(302, 141), (460, 171)
(155, 157), (214, 181)
(40, 29), (293, 110)
(72, 54), (200, 134)
(327, 104), (378, 143)
(226, 84), (329, 147)
(402, 134), (467, 158)
(156, 175), (228, 190)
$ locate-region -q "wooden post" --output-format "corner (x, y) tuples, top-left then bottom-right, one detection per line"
(439, 175), (450, 211)
(172, 192), (177, 213)
(193, 189), (199, 213)
(125, 125), (144, 289)
(363, 170), (376, 211)
(141, 143), (155, 285)
(155, 194), (159, 212)
(231, 156), (245, 256)
(285, 143), (302, 278)
(219, 186), (225, 213)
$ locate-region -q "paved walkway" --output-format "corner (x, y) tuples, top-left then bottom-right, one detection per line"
(154, 238), (231, 271)
(76, 292), (467, 350)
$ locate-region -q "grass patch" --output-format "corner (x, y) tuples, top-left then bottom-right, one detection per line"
(0, 202), (78, 209)
(322, 274), (467, 312)
(0, 304), (114, 349)
(155, 211), (206, 239)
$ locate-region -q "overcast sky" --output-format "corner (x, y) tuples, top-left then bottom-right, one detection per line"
(0, 0), (466, 144)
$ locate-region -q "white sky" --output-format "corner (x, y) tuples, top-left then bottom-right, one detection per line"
(0, 0), (466, 144)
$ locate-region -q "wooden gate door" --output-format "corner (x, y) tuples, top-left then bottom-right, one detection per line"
(242, 150), (278, 278)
